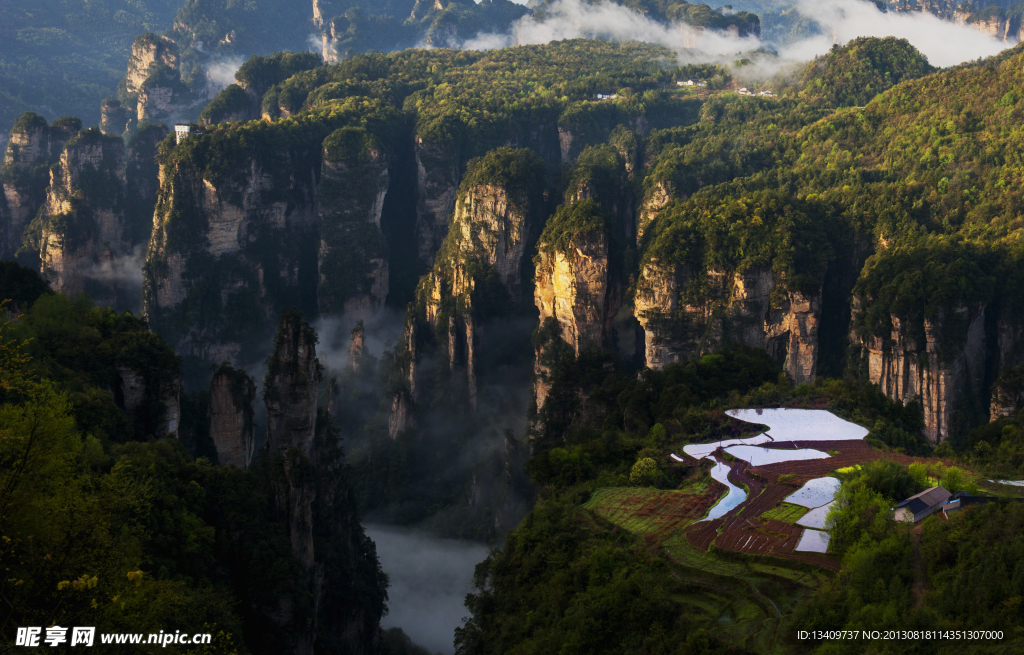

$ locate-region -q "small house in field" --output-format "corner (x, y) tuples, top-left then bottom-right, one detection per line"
(894, 486), (951, 523)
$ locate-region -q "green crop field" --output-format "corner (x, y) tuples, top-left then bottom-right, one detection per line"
(584, 486), (716, 535)
(760, 503), (809, 523)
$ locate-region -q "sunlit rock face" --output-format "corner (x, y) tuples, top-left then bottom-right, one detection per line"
(634, 264), (822, 384)
(393, 147), (545, 428)
(39, 129), (129, 301)
(2, 114), (77, 258)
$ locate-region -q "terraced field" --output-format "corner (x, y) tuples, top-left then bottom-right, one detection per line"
(761, 503), (809, 523)
(584, 486), (720, 534)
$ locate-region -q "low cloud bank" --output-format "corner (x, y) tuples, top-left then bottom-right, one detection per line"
(465, 0), (1010, 69)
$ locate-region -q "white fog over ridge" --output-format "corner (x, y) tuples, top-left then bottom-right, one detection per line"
(465, 0), (1011, 69)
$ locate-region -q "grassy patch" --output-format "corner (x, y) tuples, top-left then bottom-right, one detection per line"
(584, 487), (714, 535)
(976, 478), (1024, 498)
(760, 503), (809, 524)
(661, 533), (747, 576)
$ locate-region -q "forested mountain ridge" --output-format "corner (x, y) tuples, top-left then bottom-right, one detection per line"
(6, 31), (1024, 654)
(0, 0), (756, 144)
(6, 37), (1024, 545)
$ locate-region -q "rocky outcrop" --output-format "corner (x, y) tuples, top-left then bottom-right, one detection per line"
(390, 148), (543, 431)
(39, 128), (129, 301)
(144, 128), (324, 369)
(317, 127), (389, 316)
(2, 114), (78, 258)
(532, 200), (620, 410)
(30, 122), (159, 311)
(637, 180), (673, 246)
(990, 364), (1024, 421)
(209, 363), (256, 468)
(119, 33), (201, 129)
(884, 0), (1024, 42)
(100, 98), (131, 137)
(115, 364), (181, 438)
(262, 310), (385, 655)
(854, 303), (988, 442)
(265, 310), (322, 458)
(634, 265), (822, 384)
(414, 136), (462, 265)
(535, 226), (616, 357)
(348, 320), (365, 372)
(407, 148), (545, 414)
(124, 34), (180, 98)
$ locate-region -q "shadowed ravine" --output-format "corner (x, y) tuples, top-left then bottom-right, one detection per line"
(365, 525), (490, 655)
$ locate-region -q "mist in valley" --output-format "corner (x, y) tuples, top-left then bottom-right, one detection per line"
(366, 524), (490, 655)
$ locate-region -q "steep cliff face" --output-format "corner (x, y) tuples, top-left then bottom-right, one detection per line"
(990, 364), (1024, 421)
(119, 33), (201, 128)
(1, 114), (78, 258)
(265, 310), (322, 458)
(845, 239), (1024, 442)
(414, 136), (462, 265)
(637, 180), (673, 246)
(634, 264), (822, 383)
(852, 303), (988, 443)
(100, 98), (131, 137)
(144, 114), (402, 384)
(532, 200), (620, 410)
(144, 133), (322, 375)
(262, 310), (385, 655)
(391, 147), (544, 430)
(209, 363), (256, 467)
(124, 33), (180, 98)
(884, 0), (1024, 41)
(318, 127), (389, 316)
(115, 365), (181, 438)
(38, 129), (129, 301)
(30, 123), (161, 311)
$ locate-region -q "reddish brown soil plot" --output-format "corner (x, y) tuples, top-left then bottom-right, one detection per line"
(738, 484), (794, 519)
(685, 518), (723, 552)
(756, 440), (928, 478)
